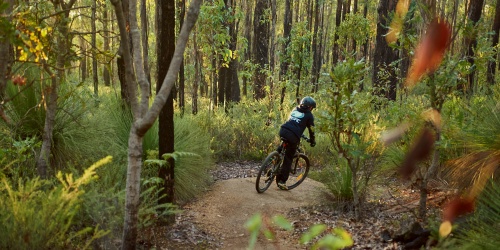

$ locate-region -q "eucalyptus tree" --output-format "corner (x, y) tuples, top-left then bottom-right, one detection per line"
(156, 0), (176, 223)
(102, 4), (111, 86)
(253, 0), (270, 99)
(464, 0), (485, 94)
(279, 0), (292, 105)
(109, 0), (202, 247)
(372, 0), (398, 101)
(219, 0), (241, 107)
(91, 0), (98, 95)
(487, 0), (500, 85)
(36, 0), (79, 178)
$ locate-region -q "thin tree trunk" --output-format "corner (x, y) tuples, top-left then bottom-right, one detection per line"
(103, 6), (111, 87)
(280, 0), (292, 106)
(141, 0), (151, 85)
(92, 0), (99, 96)
(311, 0), (321, 91)
(80, 37), (87, 81)
(332, 0), (343, 64)
(487, 0), (500, 85)
(193, 33), (199, 115)
(179, 0), (186, 115)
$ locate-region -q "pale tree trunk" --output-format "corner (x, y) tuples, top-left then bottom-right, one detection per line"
(37, 0), (77, 178)
(0, 0), (14, 124)
(111, 0), (202, 248)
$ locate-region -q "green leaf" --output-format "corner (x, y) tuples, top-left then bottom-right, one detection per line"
(300, 224), (327, 244)
(272, 215), (292, 230)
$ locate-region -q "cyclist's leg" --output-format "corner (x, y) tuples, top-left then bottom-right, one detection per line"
(278, 142), (297, 182)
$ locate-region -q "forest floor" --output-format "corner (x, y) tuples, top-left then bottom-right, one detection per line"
(138, 161), (455, 250)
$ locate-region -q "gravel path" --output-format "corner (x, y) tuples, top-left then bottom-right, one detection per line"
(139, 161), (446, 249)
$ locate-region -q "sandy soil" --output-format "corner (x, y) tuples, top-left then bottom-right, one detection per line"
(183, 177), (330, 249)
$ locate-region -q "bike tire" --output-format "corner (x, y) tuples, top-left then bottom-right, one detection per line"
(256, 151), (280, 193)
(286, 154), (310, 190)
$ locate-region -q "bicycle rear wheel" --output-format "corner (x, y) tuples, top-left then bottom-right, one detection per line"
(286, 154), (310, 190)
(256, 151), (280, 193)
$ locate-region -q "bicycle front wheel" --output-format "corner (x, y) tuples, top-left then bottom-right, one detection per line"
(286, 154), (310, 190)
(256, 151), (280, 193)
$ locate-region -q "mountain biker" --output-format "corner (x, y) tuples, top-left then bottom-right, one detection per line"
(276, 96), (316, 190)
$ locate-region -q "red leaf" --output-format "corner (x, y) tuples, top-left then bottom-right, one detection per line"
(406, 18), (451, 87)
(399, 127), (436, 179)
(443, 197), (475, 222)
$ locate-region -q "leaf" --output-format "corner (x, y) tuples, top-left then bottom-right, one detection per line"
(272, 215), (292, 230)
(439, 220), (452, 238)
(400, 127), (436, 179)
(300, 224), (327, 244)
(442, 196), (475, 222)
(406, 18), (451, 87)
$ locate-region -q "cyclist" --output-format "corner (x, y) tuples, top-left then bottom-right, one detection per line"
(276, 96), (316, 190)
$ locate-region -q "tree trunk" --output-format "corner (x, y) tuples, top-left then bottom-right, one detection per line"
(92, 0), (99, 96)
(103, 6), (111, 87)
(80, 37), (87, 82)
(117, 0), (132, 107)
(372, 0), (398, 101)
(464, 0), (485, 94)
(114, 0), (202, 248)
(487, 0), (500, 85)
(179, 0), (186, 115)
(141, 0), (151, 85)
(193, 33), (200, 115)
(311, 0), (321, 91)
(242, 0), (253, 98)
(0, 0), (14, 123)
(332, 0), (343, 64)
(253, 0), (270, 100)
(156, 0), (176, 223)
(279, 0), (292, 106)
(37, 0), (76, 178)
(227, 0), (240, 103)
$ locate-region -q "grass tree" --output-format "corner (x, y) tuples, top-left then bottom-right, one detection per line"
(109, 0), (202, 248)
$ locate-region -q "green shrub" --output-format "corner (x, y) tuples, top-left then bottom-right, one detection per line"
(0, 157), (111, 249)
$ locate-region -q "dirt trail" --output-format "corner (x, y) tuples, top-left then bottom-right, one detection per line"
(183, 177), (329, 249)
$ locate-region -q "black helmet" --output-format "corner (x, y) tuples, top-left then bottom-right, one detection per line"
(300, 96), (316, 109)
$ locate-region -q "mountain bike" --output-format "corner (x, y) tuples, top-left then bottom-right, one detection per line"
(255, 135), (311, 193)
